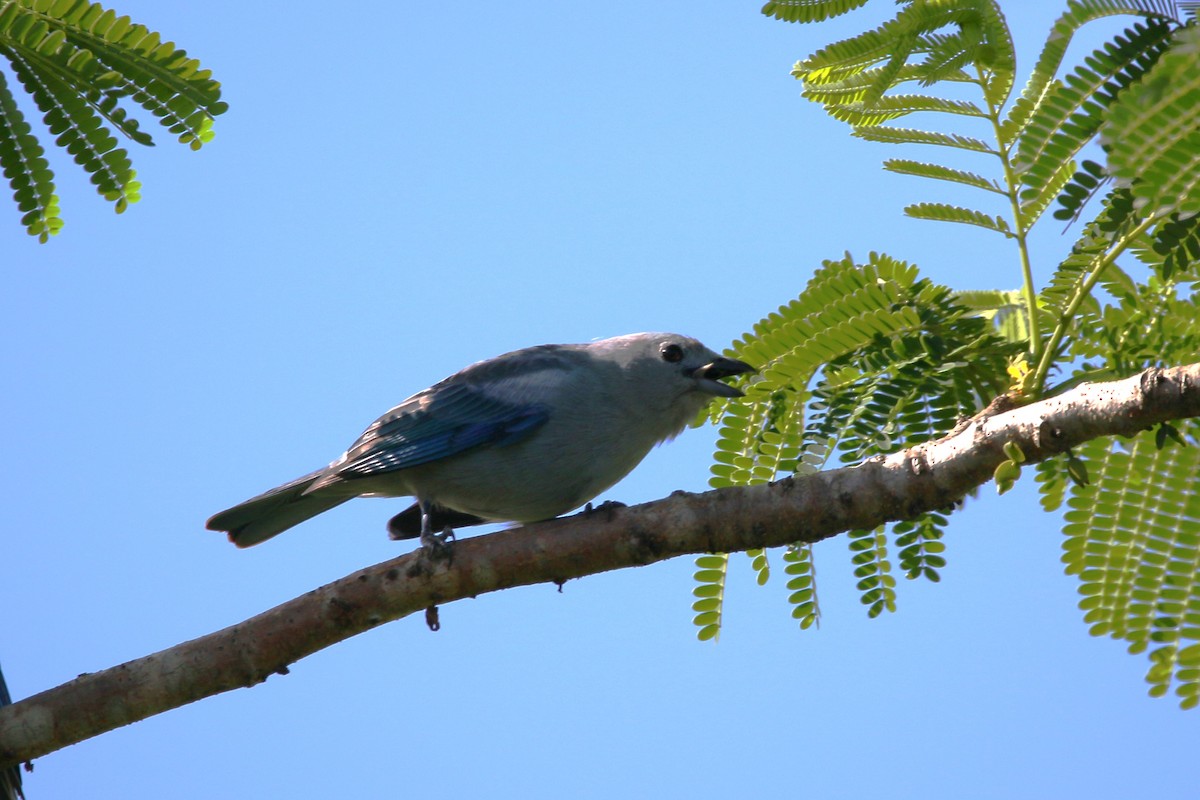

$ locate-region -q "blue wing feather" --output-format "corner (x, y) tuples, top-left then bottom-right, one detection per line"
(332, 374), (555, 481)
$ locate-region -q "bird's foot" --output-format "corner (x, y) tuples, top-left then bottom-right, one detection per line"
(584, 499), (626, 520)
(419, 525), (456, 563)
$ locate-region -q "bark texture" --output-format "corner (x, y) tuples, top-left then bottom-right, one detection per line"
(2, 363), (1198, 768)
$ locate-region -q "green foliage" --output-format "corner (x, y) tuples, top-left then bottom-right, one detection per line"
(1069, 265), (1200, 375)
(1142, 213), (1200, 280)
(783, 545), (820, 628)
(0, 0), (227, 240)
(0, 65), (58, 238)
(1053, 158), (1109, 222)
(1057, 422), (1200, 709)
(1014, 19), (1175, 200)
(789, 0), (1018, 207)
(903, 201), (1013, 236)
(848, 526), (896, 617)
(993, 439), (1026, 494)
(884, 159), (1003, 193)
(1104, 23), (1200, 216)
(894, 512), (948, 581)
(697, 0), (1200, 709)
(761, 0), (869, 24)
(781, 0), (1183, 384)
(695, 252), (1015, 633)
(692, 554), (729, 641)
(953, 288), (1030, 342)
(1034, 189), (1144, 378)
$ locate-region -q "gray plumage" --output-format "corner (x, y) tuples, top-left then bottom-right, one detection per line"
(207, 332), (754, 547)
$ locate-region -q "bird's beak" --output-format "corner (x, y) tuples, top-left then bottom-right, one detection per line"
(690, 356), (756, 398)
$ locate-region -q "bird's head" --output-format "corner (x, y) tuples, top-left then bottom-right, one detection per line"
(591, 332), (756, 409)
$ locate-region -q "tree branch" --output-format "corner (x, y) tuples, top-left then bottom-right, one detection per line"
(3, 363), (1199, 767)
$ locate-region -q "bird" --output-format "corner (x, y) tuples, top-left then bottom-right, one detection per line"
(206, 332), (754, 548)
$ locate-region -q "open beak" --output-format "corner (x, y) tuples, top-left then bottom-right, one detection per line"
(690, 356), (756, 398)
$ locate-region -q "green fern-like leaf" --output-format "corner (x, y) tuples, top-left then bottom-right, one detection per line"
(1019, 156), (1077, 225)
(849, 526), (896, 617)
(1039, 188), (1135, 321)
(794, 0), (1014, 110)
(720, 255), (920, 394)
(1104, 23), (1200, 216)
(1015, 20), (1175, 197)
(1061, 421), (1200, 709)
(2, 44), (139, 210)
(904, 201), (1014, 236)
(1050, 274), (1200, 709)
(800, 62), (974, 106)
(826, 94), (986, 126)
(710, 387), (800, 489)
(748, 548), (771, 586)
(953, 288), (1031, 342)
(700, 255), (1015, 637)
(973, 1), (1017, 105)
(1053, 158), (1110, 222)
(797, 19), (909, 88)
(894, 512), (948, 582)
(0, 0), (226, 238)
(745, 0), (1200, 711)
(784, 544), (821, 628)
(0, 7), (152, 144)
(761, 0), (869, 24)
(884, 159), (1004, 193)
(1069, 267), (1200, 374)
(1140, 213), (1200, 280)
(692, 554), (729, 642)
(853, 126), (995, 153)
(1002, 0), (1180, 143)
(0, 67), (60, 240)
(52, 3), (226, 142)
(923, 1), (1015, 106)
(1035, 454), (1071, 512)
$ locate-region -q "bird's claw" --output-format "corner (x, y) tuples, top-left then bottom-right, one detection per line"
(419, 525), (456, 563)
(585, 499), (626, 520)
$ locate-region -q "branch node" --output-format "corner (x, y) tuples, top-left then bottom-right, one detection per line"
(1037, 419), (1065, 453)
(1140, 366), (1164, 395)
(908, 449), (931, 475)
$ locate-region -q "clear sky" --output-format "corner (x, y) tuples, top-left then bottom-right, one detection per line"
(1, 2), (1194, 798)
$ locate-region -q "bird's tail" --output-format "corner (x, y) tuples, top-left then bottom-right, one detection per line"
(207, 469), (351, 548)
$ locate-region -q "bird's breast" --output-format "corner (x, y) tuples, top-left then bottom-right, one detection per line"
(398, 401), (669, 522)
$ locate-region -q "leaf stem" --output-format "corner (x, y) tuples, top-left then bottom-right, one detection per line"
(976, 64), (1042, 376)
(1027, 213), (1158, 393)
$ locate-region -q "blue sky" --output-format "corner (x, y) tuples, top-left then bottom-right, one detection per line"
(1, 2), (1195, 798)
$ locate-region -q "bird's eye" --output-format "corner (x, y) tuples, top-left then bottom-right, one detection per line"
(660, 343), (684, 363)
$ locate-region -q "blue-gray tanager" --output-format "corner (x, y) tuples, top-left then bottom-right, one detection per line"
(207, 332), (754, 548)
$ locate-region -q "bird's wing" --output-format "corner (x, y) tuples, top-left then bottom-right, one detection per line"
(325, 352), (577, 483)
